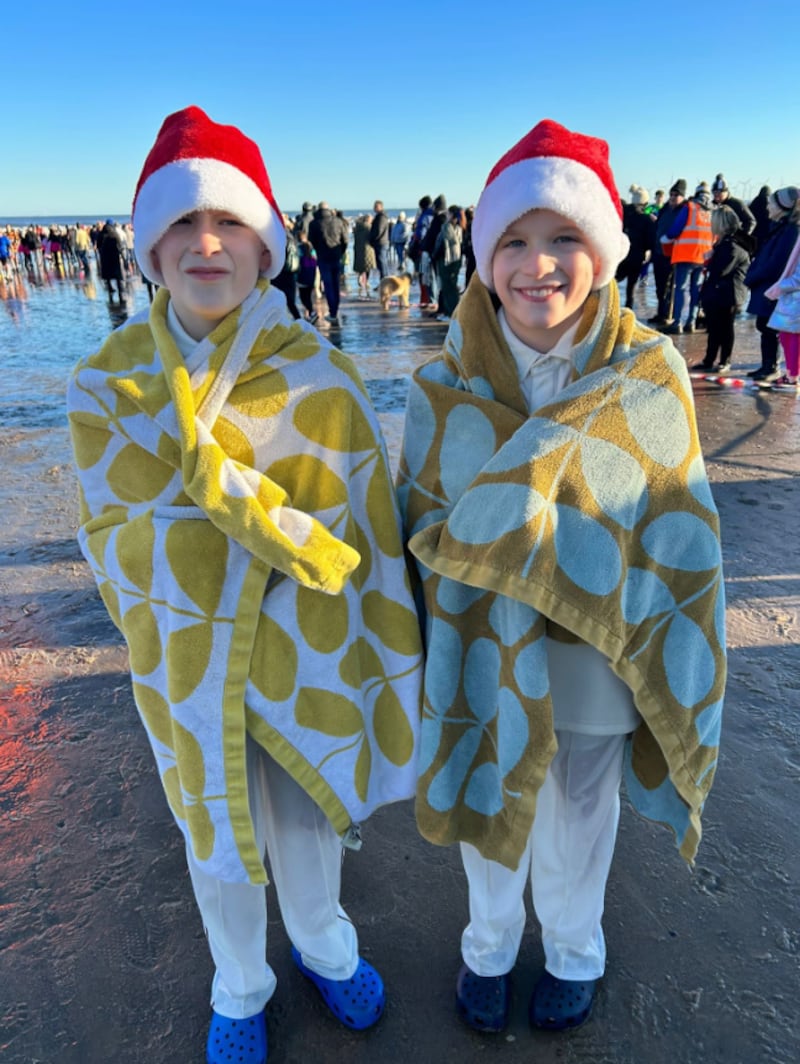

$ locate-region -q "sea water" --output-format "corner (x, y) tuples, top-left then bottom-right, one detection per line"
(0, 241), (429, 436)
(0, 209), (425, 433)
(0, 269), (153, 431)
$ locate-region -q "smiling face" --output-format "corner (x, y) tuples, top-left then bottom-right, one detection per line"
(151, 209), (270, 340)
(491, 209), (600, 352)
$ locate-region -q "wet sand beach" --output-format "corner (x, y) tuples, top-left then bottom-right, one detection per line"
(1, 275), (799, 1063)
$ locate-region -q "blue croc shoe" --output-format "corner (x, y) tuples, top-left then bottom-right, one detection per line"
(455, 963), (511, 1033)
(529, 971), (597, 1031)
(206, 1009), (267, 1063)
(291, 945), (385, 1030)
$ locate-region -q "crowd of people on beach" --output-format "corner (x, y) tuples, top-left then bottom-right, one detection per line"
(278, 177), (800, 390)
(266, 196), (474, 325)
(5, 170), (799, 389)
(611, 175), (800, 390)
(0, 219), (150, 305)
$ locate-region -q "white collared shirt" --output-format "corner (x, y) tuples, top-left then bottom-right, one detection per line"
(498, 308), (579, 411)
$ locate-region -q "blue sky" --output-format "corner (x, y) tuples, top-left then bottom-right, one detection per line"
(4, 0), (799, 218)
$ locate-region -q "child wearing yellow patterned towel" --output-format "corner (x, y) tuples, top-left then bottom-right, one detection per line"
(398, 119), (726, 1035)
(67, 106), (422, 1064)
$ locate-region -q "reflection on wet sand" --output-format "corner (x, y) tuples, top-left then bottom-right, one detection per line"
(0, 681), (54, 813)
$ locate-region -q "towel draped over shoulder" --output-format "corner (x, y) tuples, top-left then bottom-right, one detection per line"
(398, 277), (725, 870)
(68, 281), (423, 884)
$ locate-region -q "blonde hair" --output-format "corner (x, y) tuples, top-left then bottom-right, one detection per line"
(711, 205), (740, 238)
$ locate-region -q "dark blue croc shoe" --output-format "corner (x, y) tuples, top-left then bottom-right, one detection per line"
(291, 945), (385, 1030)
(206, 1009), (267, 1063)
(455, 962), (511, 1033)
(529, 970), (597, 1030)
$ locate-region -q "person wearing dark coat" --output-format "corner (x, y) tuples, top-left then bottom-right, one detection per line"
(711, 175), (756, 247)
(293, 202), (315, 240)
(271, 220), (301, 319)
(352, 214), (376, 298)
(691, 206), (751, 374)
(615, 186), (657, 309)
(98, 220), (126, 301)
(748, 186), (772, 254)
(408, 196), (435, 305)
(307, 202), (349, 324)
(744, 186), (800, 381)
(463, 206), (476, 286)
(369, 201), (391, 278)
(433, 205), (463, 319)
(20, 225), (42, 274)
(649, 179), (686, 324)
(421, 194), (448, 313)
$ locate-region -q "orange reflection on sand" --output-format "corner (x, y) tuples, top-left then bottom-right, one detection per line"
(0, 682), (54, 812)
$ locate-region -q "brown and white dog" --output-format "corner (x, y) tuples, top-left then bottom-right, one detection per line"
(378, 272), (413, 310)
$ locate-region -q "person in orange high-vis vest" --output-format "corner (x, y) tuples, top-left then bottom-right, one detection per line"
(663, 182), (714, 334)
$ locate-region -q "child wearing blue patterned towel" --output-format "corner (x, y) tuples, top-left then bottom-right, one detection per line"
(398, 119), (726, 1035)
(67, 106), (422, 1064)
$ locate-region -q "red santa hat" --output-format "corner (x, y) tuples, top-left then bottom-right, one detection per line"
(132, 106), (285, 284)
(471, 119), (629, 292)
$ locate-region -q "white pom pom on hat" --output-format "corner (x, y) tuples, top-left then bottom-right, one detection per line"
(132, 106), (285, 285)
(471, 118), (630, 292)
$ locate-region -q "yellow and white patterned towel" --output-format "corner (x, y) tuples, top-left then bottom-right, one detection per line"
(68, 281), (423, 884)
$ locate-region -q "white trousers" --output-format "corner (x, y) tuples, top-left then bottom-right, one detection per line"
(185, 740), (359, 1018)
(461, 730), (626, 982)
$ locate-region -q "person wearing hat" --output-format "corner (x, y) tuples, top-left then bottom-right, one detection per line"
(97, 218), (127, 303)
(307, 200), (349, 324)
(744, 186), (800, 381)
(294, 201), (315, 240)
(764, 216), (800, 391)
(711, 174), (756, 241)
(66, 105), (423, 1064)
(398, 119), (725, 1037)
(662, 181), (714, 334)
(648, 179), (687, 325)
(615, 185), (656, 309)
